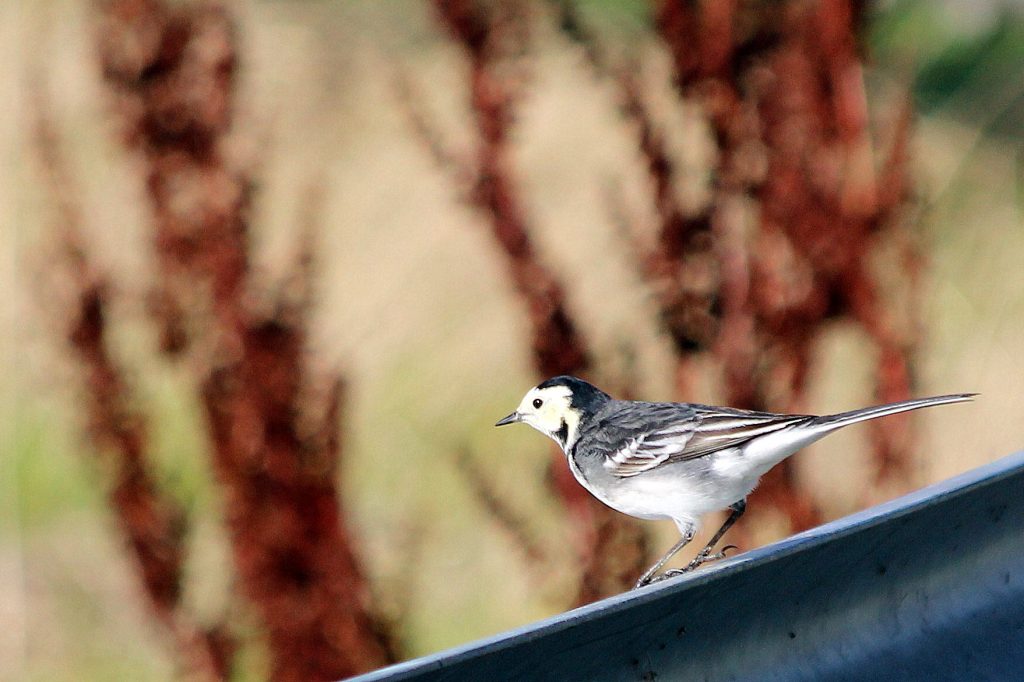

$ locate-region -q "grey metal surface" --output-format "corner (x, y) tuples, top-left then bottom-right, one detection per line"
(354, 450), (1024, 681)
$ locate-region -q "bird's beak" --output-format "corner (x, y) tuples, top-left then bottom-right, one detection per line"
(495, 412), (519, 427)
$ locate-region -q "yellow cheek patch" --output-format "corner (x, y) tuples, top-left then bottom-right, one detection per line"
(539, 402), (580, 444)
(539, 403), (563, 430)
(520, 386), (580, 441)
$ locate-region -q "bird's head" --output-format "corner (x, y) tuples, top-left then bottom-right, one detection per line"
(495, 375), (610, 450)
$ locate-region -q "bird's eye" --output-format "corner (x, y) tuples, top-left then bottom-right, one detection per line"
(532, 398), (543, 409)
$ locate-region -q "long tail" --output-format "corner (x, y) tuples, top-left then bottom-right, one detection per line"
(810, 393), (977, 430)
(724, 393), (975, 469)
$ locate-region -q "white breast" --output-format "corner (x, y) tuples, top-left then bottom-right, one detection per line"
(569, 446), (763, 534)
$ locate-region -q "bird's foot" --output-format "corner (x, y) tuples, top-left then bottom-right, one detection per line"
(634, 572), (662, 589)
(648, 569), (685, 583)
(637, 546), (740, 587)
(684, 544), (738, 572)
(635, 569), (683, 588)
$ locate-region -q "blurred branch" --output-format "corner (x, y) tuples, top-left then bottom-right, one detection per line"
(31, 94), (233, 682)
(551, 1), (722, 392)
(544, 0), (608, 74)
(551, 0), (820, 533)
(94, 0), (397, 677)
(658, 0), (918, 526)
(756, 0), (920, 493)
(455, 449), (546, 564)
(274, 177), (326, 327)
(554, 0), (923, 540)
(653, 0), (769, 409)
(393, 69), (477, 194)
(573, 509), (649, 605)
(420, 0), (648, 603)
(430, 0), (589, 379)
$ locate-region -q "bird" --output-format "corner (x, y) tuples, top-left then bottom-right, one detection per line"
(495, 375), (975, 588)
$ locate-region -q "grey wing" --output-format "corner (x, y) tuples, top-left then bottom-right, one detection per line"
(602, 423), (698, 477)
(602, 404), (812, 478)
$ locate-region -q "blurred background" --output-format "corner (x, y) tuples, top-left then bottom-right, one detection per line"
(3, 0), (1024, 679)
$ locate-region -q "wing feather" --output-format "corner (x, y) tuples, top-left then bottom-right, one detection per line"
(602, 408), (811, 478)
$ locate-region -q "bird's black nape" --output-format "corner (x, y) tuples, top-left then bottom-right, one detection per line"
(537, 375), (611, 415)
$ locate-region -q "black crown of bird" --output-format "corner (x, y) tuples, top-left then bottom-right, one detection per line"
(496, 375), (975, 588)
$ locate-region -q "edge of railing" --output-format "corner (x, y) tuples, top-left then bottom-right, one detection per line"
(352, 449), (1024, 681)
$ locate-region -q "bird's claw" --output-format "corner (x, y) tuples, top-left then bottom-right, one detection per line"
(715, 544), (739, 559)
(635, 545), (741, 587)
(684, 544), (740, 571)
(635, 568), (687, 587)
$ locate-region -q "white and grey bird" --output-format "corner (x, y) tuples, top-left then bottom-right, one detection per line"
(495, 376), (975, 588)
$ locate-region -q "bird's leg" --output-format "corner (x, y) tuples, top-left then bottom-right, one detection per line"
(657, 500), (747, 580)
(684, 499), (746, 571)
(633, 528), (695, 589)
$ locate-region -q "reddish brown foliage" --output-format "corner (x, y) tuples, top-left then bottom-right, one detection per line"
(97, 0), (245, 354)
(422, 0), (649, 603)
(553, 0), (918, 537)
(652, 0), (918, 530)
(93, 0), (395, 678)
(548, 0), (718, 402)
(33, 104), (232, 682)
(428, 0), (588, 380)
